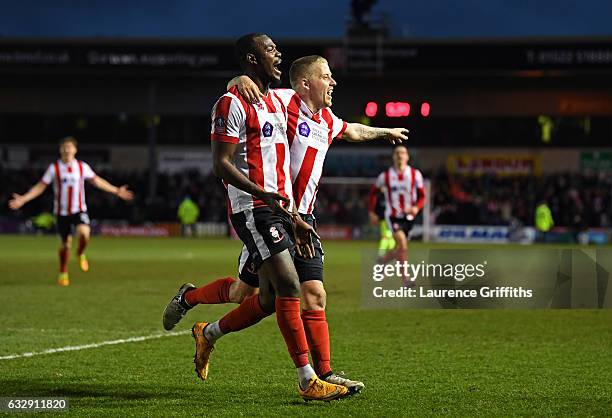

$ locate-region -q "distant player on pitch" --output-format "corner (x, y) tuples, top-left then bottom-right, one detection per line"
(369, 145), (425, 286)
(9, 136), (134, 286)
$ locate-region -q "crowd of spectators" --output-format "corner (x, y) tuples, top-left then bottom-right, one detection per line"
(430, 170), (612, 228)
(2, 166), (611, 229)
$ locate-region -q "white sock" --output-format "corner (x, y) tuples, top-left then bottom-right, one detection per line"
(203, 321), (224, 343)
(297, 364), (317, 390)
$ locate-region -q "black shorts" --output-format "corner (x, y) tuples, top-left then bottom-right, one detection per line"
(230, 207), (295, 276)
(238, 214), (324, 287)
(386, 216), (414, 237)
(57, 212), (90, 241)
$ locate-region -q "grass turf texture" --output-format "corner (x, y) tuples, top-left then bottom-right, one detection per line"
(0, 235), (611, 417)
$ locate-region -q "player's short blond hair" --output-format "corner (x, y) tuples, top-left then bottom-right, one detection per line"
(289, 55), (328, 90)
(59, 136), (78, 147)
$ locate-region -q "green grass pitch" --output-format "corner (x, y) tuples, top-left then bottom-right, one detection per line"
(0, 235), (610, 417)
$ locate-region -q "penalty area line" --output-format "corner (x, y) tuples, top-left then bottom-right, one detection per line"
(0, 330), (190, 361)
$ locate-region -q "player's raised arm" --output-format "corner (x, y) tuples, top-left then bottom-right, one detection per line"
(89, 176), (134, 201)
(343, 123), (408, 144)
(8, 181), (48, 210)
(227, 75), (264, 103)
(211, 141), (290, 217)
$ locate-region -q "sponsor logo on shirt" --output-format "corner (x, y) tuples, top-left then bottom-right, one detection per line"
(214, 116), (226, 134)
(298, 122), (310, 137)
(262, 121), (274, 137)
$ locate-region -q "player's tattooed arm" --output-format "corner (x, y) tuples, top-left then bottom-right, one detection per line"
(8, 181), (47, 210)
(212, 141), (291, 216)
(227, 75), (264, 104)
(343, 123), (408, 144)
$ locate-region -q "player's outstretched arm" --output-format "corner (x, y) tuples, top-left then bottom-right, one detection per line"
(212, 141), (291, 217)
(90, 176), (134, 201)
(8, 181), (48, 210)
(227, 75), (264, 103)
(343, 123), (408, 144)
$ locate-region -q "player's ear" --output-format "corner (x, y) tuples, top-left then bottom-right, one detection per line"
(246, 53), (257, 65)
(301, 78), (310, 90)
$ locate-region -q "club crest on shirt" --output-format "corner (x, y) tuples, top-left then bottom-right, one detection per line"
(298, 122), (310, 137)
(262, 121), (274, 137)
(214, 116), (226, 133)
(269, 226), (283, 243)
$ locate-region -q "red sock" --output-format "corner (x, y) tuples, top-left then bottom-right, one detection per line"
(218, 294), (269, 334)
(302, 309), (331, 376)
(59, 249), (69, 273)
(185, 277), (236, 306)
(276, 297), (310, 368)
(77, 236), (88, 256)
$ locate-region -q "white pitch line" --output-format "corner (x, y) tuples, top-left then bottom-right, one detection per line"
(0, 330), (190, 361)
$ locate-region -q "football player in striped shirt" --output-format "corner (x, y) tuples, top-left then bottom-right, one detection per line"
(371, 145), (426, 286)
(164, 34), (349, 402)
(9, 136), (134, 286)
(163, 54), (407, 394)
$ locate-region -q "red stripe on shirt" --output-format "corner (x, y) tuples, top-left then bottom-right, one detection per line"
(306, 184), (319, 214)
(245, 103), (265, 208)
(53, 161), (61, 216)
(286, 94), (300, 147)
(294, 146), (318, 211)
(262, 95), (277, 113)
(211, 133), (239, 143)
(321, 109), (334, 145)
(271, 91), (286, 115)
(384, 169), (397, 218)
(410, 167), (416, 206)
(275, 143), (287, 199)
(336, 121), (348, 139)
(212, 96), (234, 137)
(398, 170), (406, 214)
(78, 161), (84, 212)
(67, 186), (73, 215)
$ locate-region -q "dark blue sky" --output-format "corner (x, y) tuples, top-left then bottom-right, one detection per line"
(2, 0), (611, 39)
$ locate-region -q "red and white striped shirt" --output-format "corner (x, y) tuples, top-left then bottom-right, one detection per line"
(41, 159), (96, 216)
(211, 86), (292, 214)
(274, 89), (347, 214)
(375, 166), (425, 220)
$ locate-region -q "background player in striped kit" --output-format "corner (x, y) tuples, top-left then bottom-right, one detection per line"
(163, 55), (408, 393)
(370, 145), (426, 286)
(8, 136), (134, 286)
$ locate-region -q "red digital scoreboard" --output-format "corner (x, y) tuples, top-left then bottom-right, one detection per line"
(364, 101), (431, 118)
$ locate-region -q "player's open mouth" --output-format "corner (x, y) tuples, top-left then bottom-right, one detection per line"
(326, 88), (333, 98)
(273, 60), (281, 75)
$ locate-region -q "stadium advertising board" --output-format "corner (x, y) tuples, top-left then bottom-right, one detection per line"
(580, 150), (612, 171)
(97, 223), (180, 237)
(446, 154), (541, 176)
(431, 225), (536, 244)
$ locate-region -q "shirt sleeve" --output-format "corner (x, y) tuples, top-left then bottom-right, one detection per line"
(41, 164), (54, 185)
(210, 93), (246, 144)
(415, 169), (424, 188)
(81, 162), (96, 180)
(375, 172), (385, 189)
(272, 88), (297, 108)
(327, 108), (347, 140)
